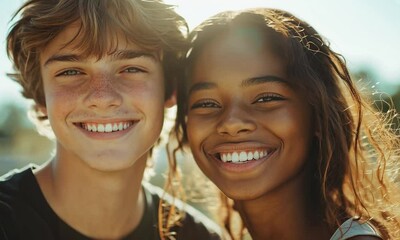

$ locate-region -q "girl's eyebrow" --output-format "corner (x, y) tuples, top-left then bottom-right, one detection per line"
(189, 75), (288, 94)
(241, 75), (288, 87)
(189, 82), (217, 95)
(43, 50), (157, 67)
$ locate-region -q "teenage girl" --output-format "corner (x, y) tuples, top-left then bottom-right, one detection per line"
(173, 8), (400, 240)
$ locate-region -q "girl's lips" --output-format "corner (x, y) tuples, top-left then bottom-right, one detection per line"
(208, 142), (276, 162)
(206, 142), (277, 171)
(207, 149), (275, 173)
(216, 149), (269, 163)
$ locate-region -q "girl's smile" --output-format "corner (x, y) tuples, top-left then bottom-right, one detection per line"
(206, 142), (277, 172)
(187, 27), (315, 201)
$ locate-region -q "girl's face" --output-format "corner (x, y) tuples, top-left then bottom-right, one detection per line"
(186, 28), (315, 200)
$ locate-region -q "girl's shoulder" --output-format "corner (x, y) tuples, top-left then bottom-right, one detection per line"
(330, 217), (382, 240)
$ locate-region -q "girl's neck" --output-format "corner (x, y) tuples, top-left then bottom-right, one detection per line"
(234, 170), (331, 240)
(34, 154), (148, 239)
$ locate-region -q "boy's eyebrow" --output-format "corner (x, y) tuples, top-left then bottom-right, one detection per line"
(241, 75), (288, 87)
(189, 82), (217, 95)
(44, 54), (80, 66)
(112, 50), (158, 62)
(43, 50), (157, 67)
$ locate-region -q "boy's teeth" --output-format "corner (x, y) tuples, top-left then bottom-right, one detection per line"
(81, 122), (132, 133)
(219, 150), (268, 163)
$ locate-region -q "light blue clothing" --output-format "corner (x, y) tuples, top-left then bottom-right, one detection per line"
(330, 218), (382, 240)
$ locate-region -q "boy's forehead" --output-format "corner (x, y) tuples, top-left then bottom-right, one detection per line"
(40, 21), (160, 62)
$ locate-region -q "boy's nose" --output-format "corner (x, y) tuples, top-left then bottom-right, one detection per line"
(216, 106), (256, 136)
(84, 75), (122, 110)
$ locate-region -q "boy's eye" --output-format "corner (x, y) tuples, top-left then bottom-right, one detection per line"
(122, 67), (145, 73)
(253, 94), (285, 103)
(190, 100), (220, 109)
(56, 69), (82, 77)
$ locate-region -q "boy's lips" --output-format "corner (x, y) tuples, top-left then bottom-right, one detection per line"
(74, 120), (137, 133)
(80, 121), (135, 133)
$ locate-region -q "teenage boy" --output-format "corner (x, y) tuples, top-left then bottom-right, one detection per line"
(0, 0), (221, 239)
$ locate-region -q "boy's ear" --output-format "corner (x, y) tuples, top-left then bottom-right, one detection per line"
(164, 92), (176, 108)
(37, 104), (48, 116)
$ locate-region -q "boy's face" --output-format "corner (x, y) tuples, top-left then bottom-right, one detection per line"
(39, 22), (169, 171)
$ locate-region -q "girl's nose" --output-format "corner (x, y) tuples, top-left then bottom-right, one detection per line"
(216, 106), (256, 136)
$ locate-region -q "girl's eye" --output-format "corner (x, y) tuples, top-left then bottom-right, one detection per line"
(190, 100), (220, 109)
(253, 94), (285, 103)
(56, 69), (82, 77)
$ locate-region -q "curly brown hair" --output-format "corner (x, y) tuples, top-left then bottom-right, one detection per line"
(172, 8), (400, 239)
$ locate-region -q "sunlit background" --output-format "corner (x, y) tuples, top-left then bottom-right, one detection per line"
(1, 0), (399, 176)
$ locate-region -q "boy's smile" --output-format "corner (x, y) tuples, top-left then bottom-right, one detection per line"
(79, 121), (134, 133)
(39, 22), (168, 171)
(74, 119), (138, 140)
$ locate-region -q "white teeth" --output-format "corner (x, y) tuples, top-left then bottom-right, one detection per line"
(105, 123), (113, 133)
(239, 152), (247, 162)
(97, 124), (105, 132)
(219, 150), (268, 164)
(232, 152), (239, 163)
(82, 122), (132, 133)
(247, 152), (253, 161)
(221, 154), (227, 162)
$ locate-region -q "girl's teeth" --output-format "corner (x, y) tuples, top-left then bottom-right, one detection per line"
(220, 150), (268, 163)
(247, 152), (253, 161)
(232, 152), (239, 163)
(239, 152), (247, 162)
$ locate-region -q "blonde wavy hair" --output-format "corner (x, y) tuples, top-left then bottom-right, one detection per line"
(7, 0), (188, 238)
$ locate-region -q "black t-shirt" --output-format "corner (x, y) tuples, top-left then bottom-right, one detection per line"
(0, 166), (222, 240)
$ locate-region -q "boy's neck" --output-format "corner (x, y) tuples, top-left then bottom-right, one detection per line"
(34, 154), (148, 239)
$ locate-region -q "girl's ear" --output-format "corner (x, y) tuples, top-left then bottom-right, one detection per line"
(164, 91), (176, 108)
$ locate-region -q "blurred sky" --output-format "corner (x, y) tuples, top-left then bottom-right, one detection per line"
(1, 0), (400, 105)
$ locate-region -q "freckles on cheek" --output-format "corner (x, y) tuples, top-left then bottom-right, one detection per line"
(46, 88), (80, 114)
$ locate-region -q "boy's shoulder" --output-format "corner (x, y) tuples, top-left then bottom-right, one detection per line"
(0, 164), (55, 240)
(0, 167), (224, 240)
(143, 182), (224, 240)
(0, 164), (37, 200)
